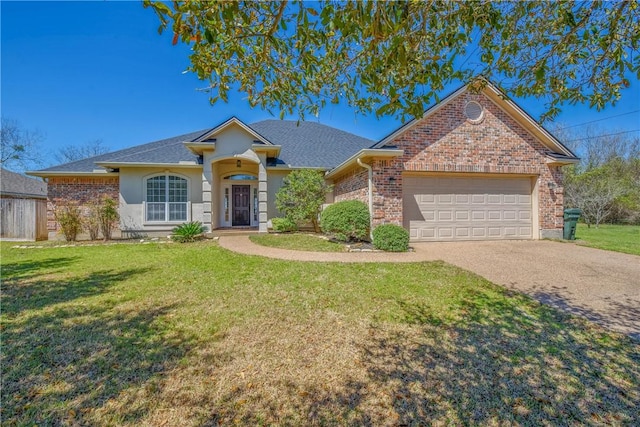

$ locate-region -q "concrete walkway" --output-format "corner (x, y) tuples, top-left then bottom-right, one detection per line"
(219, 236), (640, 339)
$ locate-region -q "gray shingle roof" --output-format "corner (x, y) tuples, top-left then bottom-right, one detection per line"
(249, 120), (374, 168)
(1, 168), (47, 198)
(37, 129), (209, 173)
(34, 120), (374, 173)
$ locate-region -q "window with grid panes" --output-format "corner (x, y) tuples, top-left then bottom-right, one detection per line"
(145, 175), (188, 221)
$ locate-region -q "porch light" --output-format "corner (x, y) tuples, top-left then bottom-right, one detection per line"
(236, 159), (241, 168)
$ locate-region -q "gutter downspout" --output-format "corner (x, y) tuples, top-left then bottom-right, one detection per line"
(357, 158), (373, 240)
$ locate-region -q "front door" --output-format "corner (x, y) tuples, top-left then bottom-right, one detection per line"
(232, 185), (251, 226)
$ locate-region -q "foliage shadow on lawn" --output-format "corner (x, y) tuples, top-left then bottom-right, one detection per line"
(359, 289), (640, 425)
(199, 287), (639, 425)
(1, 256), (79, 282)
(1, 269), (193, 426)
(2, 267), (150, 315)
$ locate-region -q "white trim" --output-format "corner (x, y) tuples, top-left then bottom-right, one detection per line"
(95, 162), (202, 168)
(219, 181), (259, 228)
(196, 117), (274, 145)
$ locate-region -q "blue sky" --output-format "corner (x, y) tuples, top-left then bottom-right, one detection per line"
(2, 1), (639, 168)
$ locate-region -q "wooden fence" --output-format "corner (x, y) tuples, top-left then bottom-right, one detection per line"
(0, 197), (48, 241)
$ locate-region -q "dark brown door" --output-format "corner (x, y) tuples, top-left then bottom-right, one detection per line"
(232, 185), (250, 226)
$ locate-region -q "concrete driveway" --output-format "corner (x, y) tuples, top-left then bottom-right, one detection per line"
(411, 240), (640, 340)
(219, 236), (640, 338)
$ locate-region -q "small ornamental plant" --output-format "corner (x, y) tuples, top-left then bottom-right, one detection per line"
(372, 224), (410, 252)
(171, 221), (207, 243)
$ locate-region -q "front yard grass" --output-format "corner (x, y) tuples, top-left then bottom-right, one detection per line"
(1, 240), (638, 425)
(250, 232), (346, 252)
(575, 223), (640, 256)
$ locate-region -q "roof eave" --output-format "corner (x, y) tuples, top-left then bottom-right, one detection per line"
(184, 142), (215, 155)
(26, 170), (120, 178)
(196, 117), (275, 145)
(252, 143), (281, 156)
(0, 191), (47, 199)
(545, 156), (580, 166)
(325, 148), (404, 179)
(481, 85), (576, 157)
(94, 161), (202, 169)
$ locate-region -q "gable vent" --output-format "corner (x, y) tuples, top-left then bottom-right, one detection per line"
(464, 101), (484, 122)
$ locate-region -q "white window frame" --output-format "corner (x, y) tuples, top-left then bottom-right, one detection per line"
(143, 173), (191, 224)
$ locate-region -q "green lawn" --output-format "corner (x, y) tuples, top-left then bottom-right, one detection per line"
(1, 241), (638, 426)
(250, 233), (346, 252)
(575, 223), (640, 256)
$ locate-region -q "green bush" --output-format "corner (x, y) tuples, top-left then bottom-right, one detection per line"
(275, 169), (332, 232)
(271, 217), (298, 232)
(85, 201), (101, 240)
(54, 203), (83, 242)
(98, 197), (119, 241)
(372, 224), (410, 252)
(320, 200), (370, 242)
(172, 221), (207, 243)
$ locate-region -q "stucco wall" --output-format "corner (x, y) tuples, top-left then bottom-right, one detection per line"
(118, 167), (203, 234)
(266, 169), (290, 219)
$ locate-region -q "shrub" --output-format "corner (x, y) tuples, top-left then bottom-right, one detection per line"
(372, 224), (410, 252)
(320, 200), (370, 242)
(271, 217), (298, 232)
(98, 197), (119, 241)
(54, 203), (83, 242)
(85, 201), (101, 240)
(172, 221), (207, 242)
(275, 169), (332, 232)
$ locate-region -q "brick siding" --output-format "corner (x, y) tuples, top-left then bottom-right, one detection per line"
(47, 176), (119, 231)
(333, 90), (565, 235)
(333, 168), (368, 205)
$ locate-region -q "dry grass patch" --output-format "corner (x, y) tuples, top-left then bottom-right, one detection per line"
(1, 241), (638, 425)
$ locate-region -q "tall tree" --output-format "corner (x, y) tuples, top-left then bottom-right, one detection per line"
(54, 139), (110, 164)
(0, 118), (44, 172)
(145, 1), (639, 121)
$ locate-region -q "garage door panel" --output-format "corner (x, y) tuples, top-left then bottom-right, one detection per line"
(503, 210), (517, 220)
(403, 175), (533, 242)
(455, 228), (470, 237)
(455, 211), (469, 220)
(438, 211), (452, 220)
(488, 210), (502, 220)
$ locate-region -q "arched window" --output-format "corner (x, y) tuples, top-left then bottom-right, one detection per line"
(145, 175), (188, 222)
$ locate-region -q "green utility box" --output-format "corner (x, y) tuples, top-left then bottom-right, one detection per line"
(563, 208), (582, 240)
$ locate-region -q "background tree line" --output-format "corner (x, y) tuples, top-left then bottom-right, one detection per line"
(1, 117), (110, 173)
(556, 126), (640, 227)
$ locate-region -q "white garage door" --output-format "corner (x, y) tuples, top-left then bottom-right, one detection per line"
(403, 175), (533, 242)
